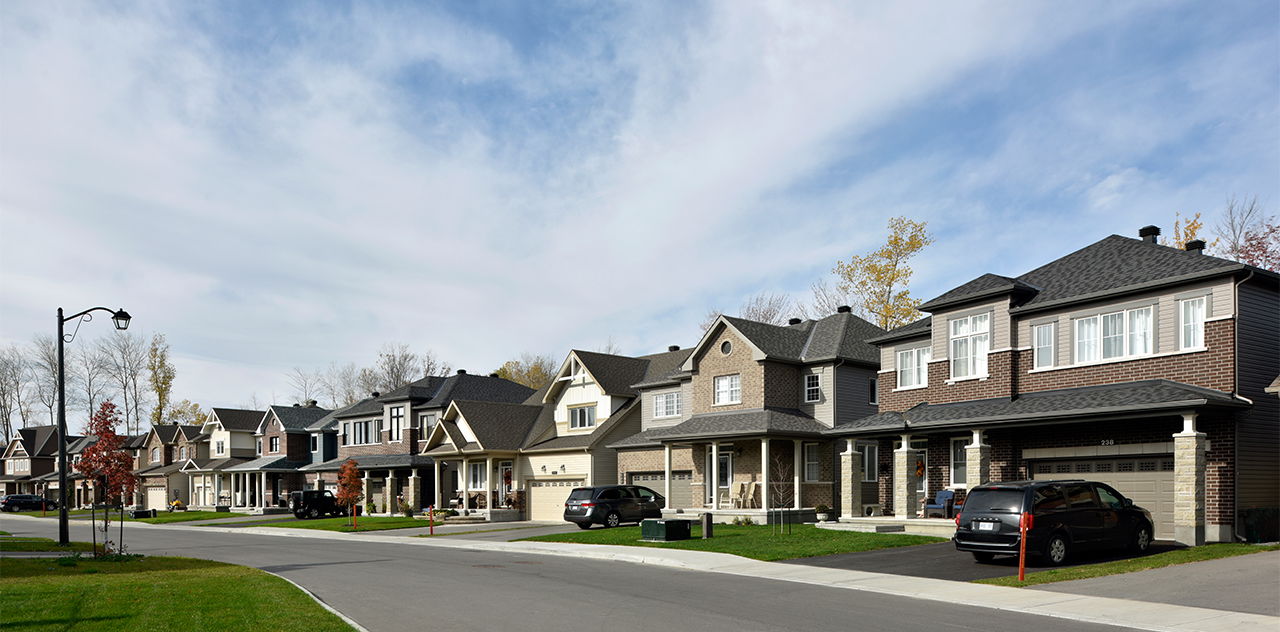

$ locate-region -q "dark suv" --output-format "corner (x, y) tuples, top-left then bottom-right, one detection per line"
(953, 480), (1154, 565)
(563, 485), (664, 529)
(0, 494), (57, 512)
(289, 490), (347, 519)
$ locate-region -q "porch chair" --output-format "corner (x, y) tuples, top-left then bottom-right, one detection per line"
(923, 489), (956, 518)
(742, 481), (758, 509)
(727, 482), (746, 508)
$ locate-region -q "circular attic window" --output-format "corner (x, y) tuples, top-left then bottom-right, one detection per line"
(720, 340), (732, 355)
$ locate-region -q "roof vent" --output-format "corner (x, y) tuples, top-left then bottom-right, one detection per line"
(293, 403), (300, 407)
(836, 305), (852, 313)
(788, 318), (802, 325)
(668, 345), (680, 352)
(307, 399), (318, 407)
(371, 391), (380, 398)
(488, 372), (499, 378)
(1184, 239), (1206, 254)
(1139, 225), (1160, 243)
(456, 369), (466, 375)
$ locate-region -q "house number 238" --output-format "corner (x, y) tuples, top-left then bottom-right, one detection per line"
(1100, 439), (1115, 446)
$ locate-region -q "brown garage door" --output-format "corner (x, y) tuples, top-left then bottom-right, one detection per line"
(528, 479), (583, 522)
(628, 471), (693, 510)
(1032, 456), (1175, 540)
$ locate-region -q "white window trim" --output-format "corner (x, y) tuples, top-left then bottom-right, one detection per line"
(569, 405), (597, 430)
(1072, 305), (1156, 365)
(1028, 344), (1211, 374)
(949, 437), (968, 489)
(215, 440), (225, 456)
(713, 375), (742, 406)
(803, 374), (822, 403)
(1032, 322), (1055, 370)
(653, 392), (681, 419)
(896, 346), (930, 390)
(467, 462), (487, 491)
(1179, 296), (1207, 351)
(348, 419), (379, 446)
(858, 442), (878, 483)
(269, 437), (280, 454)
(948, 313), (991, 381)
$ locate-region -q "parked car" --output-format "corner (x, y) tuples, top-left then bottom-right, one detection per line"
(0, 494), (57, 512)
(289, 490), (347, 519)
(563, 485), (664, 529)
(953, 480), (1154, 566)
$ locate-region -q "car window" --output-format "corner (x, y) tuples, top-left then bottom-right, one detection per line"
(1032, 486), (1066, 512)
(1065, 483), (1099, 508)
(1094, 484), (1124, 509)
(597, 488), (622, 501)
(567, 488), (594, 501)
(960, 489), (1024, 513)
(633, 487), (656, 501)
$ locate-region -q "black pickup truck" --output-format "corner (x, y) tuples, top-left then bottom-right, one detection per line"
(288, 490), (348, 519)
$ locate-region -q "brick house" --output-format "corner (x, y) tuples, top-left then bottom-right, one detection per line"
(0, 426), (73, 497)
(134, 424), (202, 510)
(612, 309), (884, 519)
(179, 407), (263, 509)
(223, 403), (330, 511)
(827, 227), (1278, 545)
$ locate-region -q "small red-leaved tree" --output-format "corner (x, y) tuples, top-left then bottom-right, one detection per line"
(335, 459), (363, 530)
(75, 401), (138, 555)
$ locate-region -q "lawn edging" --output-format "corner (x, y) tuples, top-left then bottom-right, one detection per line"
(974, 542), (1280, 587)
(264, 569), (368, 632)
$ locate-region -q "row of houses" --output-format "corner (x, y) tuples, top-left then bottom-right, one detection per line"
(3, 227), (1277, 545)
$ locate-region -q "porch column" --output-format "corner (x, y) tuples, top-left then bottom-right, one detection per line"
(792, 440), (801, 510)
(710, 443), (720, 510)
(361, 473), (370, 513)
(315, 475), (323, 491)
(461, 459), (470, 510)
(760, 439), (770, 510)
(840, 438), (862, 520)
(1174, 412), (1206, 546)
(187, 473), (194, 505)
(407, 471), (421, 512)
(260, 473), (268, 508)
(965, 429), (991, 489)
(433, 460), (442, 509)
(486, 456), (494, 510)
(662, 444), (672, 508)
(893, 434), (918, 518)
(384, 473), (397, 515)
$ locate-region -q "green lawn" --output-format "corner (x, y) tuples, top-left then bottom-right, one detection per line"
(975, 543), (1280, 587)
(2, 509), (93, 517)
(0, 556), (352, 631)
(132, 511), (239, 524)
(0, 537), (98, 553)
(262, 516), (426, 533)
(520, 523), (944, 561)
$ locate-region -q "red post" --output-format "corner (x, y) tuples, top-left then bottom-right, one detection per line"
(1017, 511), (1033, 582)
(42, 500), (47, 517)
(428, 504), (434, 536)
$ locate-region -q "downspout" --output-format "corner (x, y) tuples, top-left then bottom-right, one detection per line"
(1230, 269), (1253, 541)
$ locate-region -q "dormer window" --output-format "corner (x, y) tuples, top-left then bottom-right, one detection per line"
(653, 392), (681, 418)
(269, 437), (280, 453)
(569, 405), (597, 430)
(215, 440), (225, 456)
(179, 446), (187, 460)
(150, 447), (160, 463)
(949, 313), (990, 379)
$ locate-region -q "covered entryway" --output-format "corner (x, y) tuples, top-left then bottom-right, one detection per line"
(1033, 456), (1175, 539)
(527, 479), (582, 521)
(628, 471), (693, 510)
(145, 487), (167, 510)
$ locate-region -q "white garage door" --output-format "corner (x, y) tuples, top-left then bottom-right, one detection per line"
(628, 471), (693, 510)
(527, 480), (583, 522)
(1033, 456), (1175, 540)
(146, 487), (167, 511)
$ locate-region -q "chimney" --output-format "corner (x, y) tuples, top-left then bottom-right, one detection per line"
(667, 345), (680, 352)
(1139, 225), (1160, 243)
(456, 369), (467, 375)
(788, 318), (802, 325)
(836, 305), (852, 314)
(307, 399), (318, 408)
(1184, 239), (1206, 254)
(488, 372), (499, 378)
(371, 391), (380, 398)
(292, 403), (300, 407)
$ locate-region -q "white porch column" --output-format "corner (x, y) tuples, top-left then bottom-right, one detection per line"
(893, 434), (918, 518)
(187, 474), (193, 506)
(760, 438), (770, 510)
(662, 444), (672, 509)
(1174, 412), (1206, 546)
(361, 473), (370, 512)
(792, 440), (802, 510)
(260, 473), (267, 508)
(486, 457), (494, 510)
(965, 429), (991, 489)
(710, 443), (720, 510)
(840, 438), (862, 520)
(433, 460), (442, 509)
(384, 474), (396, 515)
(461, 459), (470, 510)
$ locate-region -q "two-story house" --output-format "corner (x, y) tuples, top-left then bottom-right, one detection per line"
(1, 426), (74, 497)
(223, 402), (331, 511)
(135, 424), (203, 510)
(612, 309), (884, 520)
(828, 227), (1278, 545)
(180, 407), (265, 509)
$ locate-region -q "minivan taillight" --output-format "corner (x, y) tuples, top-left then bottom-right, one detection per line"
(954, 513), (961, 526)
(580, 502), (595, 507)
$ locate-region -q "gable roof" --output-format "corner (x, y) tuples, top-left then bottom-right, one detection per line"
(631, 347), (694, 389)
(449, 401), (544, 451)
(867, 316), (933, 345)
(685, 312), (885, 368)
(266, 404), (332, 434)
(210, 408), (266, 432)
(918, 274), (1039, 312)
(567, 350), (651, 397)
(630, 407), (829, 442)
(333, 373), (534, 420)
(14, 426), (65, 457)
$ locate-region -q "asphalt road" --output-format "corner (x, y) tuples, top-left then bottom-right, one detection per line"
(2, 516), (1139, 632)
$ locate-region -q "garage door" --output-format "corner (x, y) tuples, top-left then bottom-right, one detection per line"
(1032, 456), (1175, 540)
(527, 480), (583, 522)
(145, 487), (167, 511)
(628, 471), (693, 510)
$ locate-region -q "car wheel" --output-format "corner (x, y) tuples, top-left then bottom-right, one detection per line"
(1044, 534), (1069, 566)
(604, 512), (621, 528)
(309, 507), (321, 519)
(575, 522), (592, 530)
(293, 512), (306, 520)
(1131, 523), (1152, 553)
(971, 552), (996, 563)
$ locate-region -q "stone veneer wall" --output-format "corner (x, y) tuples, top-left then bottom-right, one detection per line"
(688, 327), (765, 413)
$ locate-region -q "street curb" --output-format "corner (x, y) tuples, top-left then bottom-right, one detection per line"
(265, 570), (369, 632)
(7, 514), (1277, 632)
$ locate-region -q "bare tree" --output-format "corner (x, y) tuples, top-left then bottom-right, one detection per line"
(99, 331), (150, 434)
(806, 278), (856, 319)
(0, 345), (28, 441)
(27, 335), (62, 425)
(420, 350), (452, 379)
(596, 337), (623, 355)
(357, 367), (382, 397)
(1214, 196), (1263, 260)
(702, 291), (799, 330)
(287, 367), (323, 404)
(74, 344), (113, 425)
(492, 353), (556, 390)
(321, 362), (361, 408)
(768, 450), (795, 509)
(376, 342), (419, 390)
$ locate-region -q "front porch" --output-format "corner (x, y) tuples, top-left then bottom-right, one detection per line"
(660, 437), (835, 512)
(430, 455), (521, 519)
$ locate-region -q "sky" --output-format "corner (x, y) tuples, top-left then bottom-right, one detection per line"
(2, 1), (1277, 410)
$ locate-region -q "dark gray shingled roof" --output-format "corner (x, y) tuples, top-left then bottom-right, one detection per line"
(375, 376), (449, 403)
(184, 457), (249, 471)
(865, 316), (932, 345)
(631, 347), (694, 389)
(306, 408), (342, 432)
(67, 435), (97, 454)
(522, 435), (594, 452)
(334, 373), (535, 420)
(300, 454), (434, 472)
(571, 350), (651, 397)
(12, 426), (72, 457)
(268, 405), (332, 433)
(827, 380), (1245, 436)
(211, 408), (266, 432)
(637, 408), (829, 441)
(606, 428), (674, 449)
(124, 434), (149, 450)
(451, 401), (544, 451)
(918, 274), (1039, 312)
(718, 311), (884, 366)
(226, 456), (313, 472)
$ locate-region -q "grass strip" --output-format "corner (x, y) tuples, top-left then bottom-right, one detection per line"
(261, 516), (426, 533)
(975, 543), (1280, 587)
(0, 537), (98, 553)
(0, 555), (352, 631)
(521, 523), (943, 561)
(414, 524), (561, 538)
(132, 511), (241, 524)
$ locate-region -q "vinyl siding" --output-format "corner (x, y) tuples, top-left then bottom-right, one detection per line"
(798, 364), (835, 426)
(641, 382), (691, 431)
(931, 299), (1010, 361)
(590, 448), (618, 485)
(1234, 279), (1280, 512)
(835, 365), (879, 425)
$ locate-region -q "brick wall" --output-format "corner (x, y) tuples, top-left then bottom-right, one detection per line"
(339, 429), (416, 460)
(616, 446), (695, 482)
(1204, 417), (1234, 525)
(689, 327), (765, 413)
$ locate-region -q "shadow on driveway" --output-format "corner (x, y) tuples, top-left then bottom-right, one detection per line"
(784, 541), (1182, 582)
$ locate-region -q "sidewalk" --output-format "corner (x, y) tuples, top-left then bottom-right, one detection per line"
(128, 518), (1276, 632)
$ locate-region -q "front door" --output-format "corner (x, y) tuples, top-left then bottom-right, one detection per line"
(272, 476), (281, 507)
(499, 461), (513, 506)
(704, 448), (732, 504)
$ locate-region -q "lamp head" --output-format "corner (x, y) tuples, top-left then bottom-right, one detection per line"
(111, 309), (131, 331)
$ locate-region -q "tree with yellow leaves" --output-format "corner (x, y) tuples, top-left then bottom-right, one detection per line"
(493, 353), (556, 390)
(1161, 212), (1218, 250)
(832, 217), (934, 330)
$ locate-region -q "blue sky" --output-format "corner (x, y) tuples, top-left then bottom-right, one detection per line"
(1, 1), (1276, 408)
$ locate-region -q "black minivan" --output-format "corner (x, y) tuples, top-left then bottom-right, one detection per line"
(563, 485), (664, 529)
(953, 480), (1154, 565)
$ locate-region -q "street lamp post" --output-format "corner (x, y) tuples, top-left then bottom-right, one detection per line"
(56, 306), (131, 546)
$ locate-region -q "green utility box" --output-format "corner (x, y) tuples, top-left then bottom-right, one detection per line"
(640, 519), (691, 542)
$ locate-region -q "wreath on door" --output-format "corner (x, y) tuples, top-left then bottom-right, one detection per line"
(502, 470), (512, 486)
(915, 460), (925, 478)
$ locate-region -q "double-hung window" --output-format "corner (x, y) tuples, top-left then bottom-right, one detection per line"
(804, 374), (821, 403)
(949, 314), (990, 379)
(341, 423), (349, 446)
(569, 406), (596, 430)
(803, 444), (821, 481)
(468, 462), (486, 490)
(869, 378), (878, 405)
(1180, 296), (1206, 349)
(1033, 323), (1055, 369)
(389, 406), (404, 441)
(713, 375), (741, 405)
(351, 420), (373, 445)
(269, 437), (280, 453)
(859, 442), (878, 482)
(215, 440), (225, 456)
(179, 446), (187, 460)
(310, 435), (318, 452)
(951, 438), (967, 487)
(896, 346), (930, 388)
(1076, 305), (1154, 362)
(653, 392), (681, 418)
(419, 413), (437, 435)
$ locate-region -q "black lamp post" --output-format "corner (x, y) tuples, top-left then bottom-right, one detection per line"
(56, 306), (131, 546)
